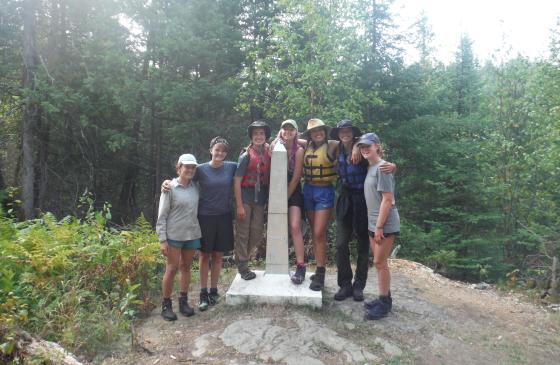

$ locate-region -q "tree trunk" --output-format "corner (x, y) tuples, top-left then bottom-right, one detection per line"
(0, 157), (6, 208)
(551, 256), (559, 296)
(118, 29), (153, 223)
(21, 0), (39, 219)
(36, 109), (49, 211)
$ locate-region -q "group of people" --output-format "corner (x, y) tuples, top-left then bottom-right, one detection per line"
(155, 118), (400, 322)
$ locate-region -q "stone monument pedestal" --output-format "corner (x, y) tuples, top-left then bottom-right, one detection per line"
(226, 142), (323, 308)
(226, 271), (322, 308)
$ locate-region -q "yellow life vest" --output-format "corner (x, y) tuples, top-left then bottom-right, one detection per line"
(303, 143), (337, 184)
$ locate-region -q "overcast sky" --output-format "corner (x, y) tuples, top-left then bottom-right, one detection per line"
(392, 0), (560, 64)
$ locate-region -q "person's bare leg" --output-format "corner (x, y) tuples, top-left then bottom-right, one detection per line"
(289, 206), (305, 264)
(311, 208), (332, 267)
(179, 249), (196, 294)
(210, 251), (224, 289)
(199, 252), (210, 290)
(162, 246), (181, 298)
(371, 236), (395, 296)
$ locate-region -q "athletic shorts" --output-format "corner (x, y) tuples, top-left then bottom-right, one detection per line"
(167, 238), (201, 250)
(303, 184), (335, 211)
(288, 186), (304, 209)
(368, 230), (400, 237)
(198, 213), (234, 253)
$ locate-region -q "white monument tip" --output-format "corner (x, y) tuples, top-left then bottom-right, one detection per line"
(273, 141), (287, 152)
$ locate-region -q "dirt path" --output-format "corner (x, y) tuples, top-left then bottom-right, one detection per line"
(104, 259), (560, 365)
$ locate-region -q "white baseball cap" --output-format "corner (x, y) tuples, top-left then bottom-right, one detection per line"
(177, 154), (198, 166)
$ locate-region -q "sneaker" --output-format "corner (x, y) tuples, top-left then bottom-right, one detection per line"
(309, 272), (325, 291)
(352, 285), (364, 302)
(240, 270), (256, 280)
(365, 297), (392, 320)
(198, 292), (210, 311)
(178, 296), (194, 317)
(208, 290), (220, 306)
(291, 265), (306, 285)
(334, 284), (353, 301)
(161, 299), (177, 321)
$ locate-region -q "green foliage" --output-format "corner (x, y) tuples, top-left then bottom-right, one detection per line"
(0, 0), (558, 310)
(0, 207), (162, 360)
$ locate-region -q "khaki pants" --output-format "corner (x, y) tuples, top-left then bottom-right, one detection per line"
(235, 203), (265, 273)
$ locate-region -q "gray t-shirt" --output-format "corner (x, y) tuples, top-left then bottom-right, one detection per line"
(364, 159), (400, 233)
(195, 161), (237, 216)
(235, 152), (269, 205)
(156, 178), (202, 242)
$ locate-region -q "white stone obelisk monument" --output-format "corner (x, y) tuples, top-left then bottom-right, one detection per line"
(265, 142), (289, 274)
(226, 142), (322, 308)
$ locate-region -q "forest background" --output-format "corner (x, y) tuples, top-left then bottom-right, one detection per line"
(1, 0), (560, 360)
(2, 0), (560, 296)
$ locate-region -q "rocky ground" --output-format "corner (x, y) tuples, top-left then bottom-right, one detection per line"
(103, 259), (560, 365)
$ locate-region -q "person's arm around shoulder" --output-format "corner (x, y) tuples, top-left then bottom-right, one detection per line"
(379, 160), (396, 174)
(327, 139), (339, 161)
(155, 190), (171, 256)
(350, 141), (364, 165)
(288, 147), (304, 197)
(161, 179), (172, 193)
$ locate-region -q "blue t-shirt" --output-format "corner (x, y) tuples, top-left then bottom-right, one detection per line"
(195, 161), (237, 215)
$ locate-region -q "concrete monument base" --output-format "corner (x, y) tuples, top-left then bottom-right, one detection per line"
(226, 270), (322, 308)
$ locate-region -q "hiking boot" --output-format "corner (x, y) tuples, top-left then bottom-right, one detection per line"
(240, 270), (256, 280)
(161, 298), (177, 321)
(334, 284), (353, 301)
(291, 264), (306, 285)
(364, 298), (382, 310)
(198, 291), (210, 311)
(208, 290), (220, 306)
(365, 296), (392, 320)
(178, 296), (194, 317)
(352, 285), (364, 302)
(309, 271), (325, 291)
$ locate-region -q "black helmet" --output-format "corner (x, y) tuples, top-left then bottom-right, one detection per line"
(247, 120), (271, 140)
(329, 119), (362, 140)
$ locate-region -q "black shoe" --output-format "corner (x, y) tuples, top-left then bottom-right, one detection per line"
(309, 272), (325, 291)
(161, 299), (177, 321)
(179, 296), (194, 317)
(240, 270), (256, 280)
(334, 284), (353, 301)
(208, 290), (220, 306)
(364, 298), (382, 310)
(365, 296), (392, 320)
(198, 292), (210, 311)
(352, 285), (364, 302)
(291, 264), (306, 285)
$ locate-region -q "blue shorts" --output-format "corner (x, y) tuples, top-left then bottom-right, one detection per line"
(167, 238), (201, 250)
(303, 184), (335, 211)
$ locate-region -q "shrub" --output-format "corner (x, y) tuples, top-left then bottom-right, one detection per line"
(0, 207), (163, 360)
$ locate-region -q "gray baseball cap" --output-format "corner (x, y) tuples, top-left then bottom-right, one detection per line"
(177, 154), (198, 166)
(281, 119), (298, 130)
(356, 132), (381, 146)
